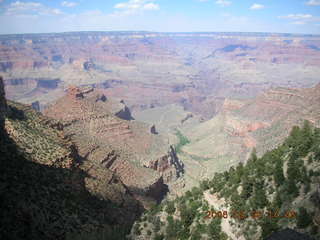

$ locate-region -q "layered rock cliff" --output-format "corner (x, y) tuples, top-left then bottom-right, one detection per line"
(144, 145), (184, 184)
(0, 77), (142, 239)
(0, 76), (6, 130)
(181, 83), (320, 181)
(44, 86), (182, 205)
(2, 32), (320, 120)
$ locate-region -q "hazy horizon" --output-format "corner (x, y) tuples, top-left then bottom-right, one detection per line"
(1, 30), (320, 36)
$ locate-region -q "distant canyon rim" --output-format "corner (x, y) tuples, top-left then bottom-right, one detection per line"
(1, 31), (320, 193)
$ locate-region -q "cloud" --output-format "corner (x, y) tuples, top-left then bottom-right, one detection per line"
(143, 3), (159, 10)
(113, 0), (159, 15)
(215, 0), (232, 7)
(279, 13), (320, 26)
(279, 14), (313, 20)
(305, 0), (320, 6)
(61, 1), (78, 7)
(250, 3), (265, 10)
(292, 21), (307, 25)
(4, 1), (63, 17)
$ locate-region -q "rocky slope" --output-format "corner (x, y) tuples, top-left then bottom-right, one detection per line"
(0, 76), (142, 239)
(179, 84), (320, 185)
(0, 76), (6, 128)
(43, 86), (184, 205)
(133, 123), (320, 240)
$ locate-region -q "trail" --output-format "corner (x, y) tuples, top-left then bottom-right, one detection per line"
(203, 191), (245, 240)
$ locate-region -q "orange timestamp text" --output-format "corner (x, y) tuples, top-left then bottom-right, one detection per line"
(204, 209), (297, 220)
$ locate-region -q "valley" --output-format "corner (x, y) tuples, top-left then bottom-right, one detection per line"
(2, 32), (320, 116)
(1, 31), (320, 240)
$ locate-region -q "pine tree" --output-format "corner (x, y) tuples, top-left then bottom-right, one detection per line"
(286, 154), (300, 196)
(199, 179), (210, 191)
(261, 218), (278, 239)
(300, 120), (313, 156)
(154, 234), (164, 240)
(274, 159), (285, 186)
(153, 217), (161, 232)
(286, 178), (299, 197)
(286, 126), (301, 148)
(312, 128), (320, 161)
(180, 206), (195, 228)
(241, 174), (253, 199)
(231, 191), (246, 213)
(297, 207), (312, 229)
(207, 218), (222, 239)
(251, 180), (268, 209)
(166, 201), (175, 215)
(250, 148), (258, 163)
(272, 191), (282, 209)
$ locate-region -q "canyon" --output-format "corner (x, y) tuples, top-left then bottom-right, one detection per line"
(1, 31), (320, 194)
(1, 32), (320, 118)
(179, 83), (320, 188)
(43, 85), (184, 205)
(0, 76), (140, 239)
(1, 31), (320, 239)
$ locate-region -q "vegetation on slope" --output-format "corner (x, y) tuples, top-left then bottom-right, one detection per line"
(135, 121), (320, 240)
(206, 121), (320, 239)
(175, 130), (190, 153)
(0, 102), (138, 240)
(130, 187), (228, 240)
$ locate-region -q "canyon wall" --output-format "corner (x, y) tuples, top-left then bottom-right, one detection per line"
(181, 84), (320, 180)
(44, 86), (183, 205)
(0, 83), (145, 239)
(0, 76), (6, 128)
(1, 32), (320, 119)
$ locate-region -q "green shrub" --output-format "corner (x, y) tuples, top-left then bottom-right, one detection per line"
(166, 201), (176, 215)
(154, 233), (164, 240)
(175, 130), (190, 153)
(297, 207), (312, 229)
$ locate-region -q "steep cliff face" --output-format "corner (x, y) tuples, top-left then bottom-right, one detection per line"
(144, 145), (184, 184)
(0, 82), (142, 239)
(4, 99), (141, 209)
(0, 76), (7, 128)
(44, 86), (178, 206)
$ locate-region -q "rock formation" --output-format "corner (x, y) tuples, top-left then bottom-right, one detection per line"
(182, 83), (320, 175)
(31, 101), (40, 111)
(114, 104), (134, 120)
(144, 145), (184, 184)
(181, 113), (193, 124)
(0, 77), (6, 118)
(150, 124), (158, 134)
(95, 93), (107, 102)
(0, 82), (143, 239)
(44, 86), (182, 205)
(0, 76), (7, 132)
(1, 32), (319, 119)
(67, 85), (84, 99)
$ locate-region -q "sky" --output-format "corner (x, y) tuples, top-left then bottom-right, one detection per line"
(0, 0), (319, 34)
